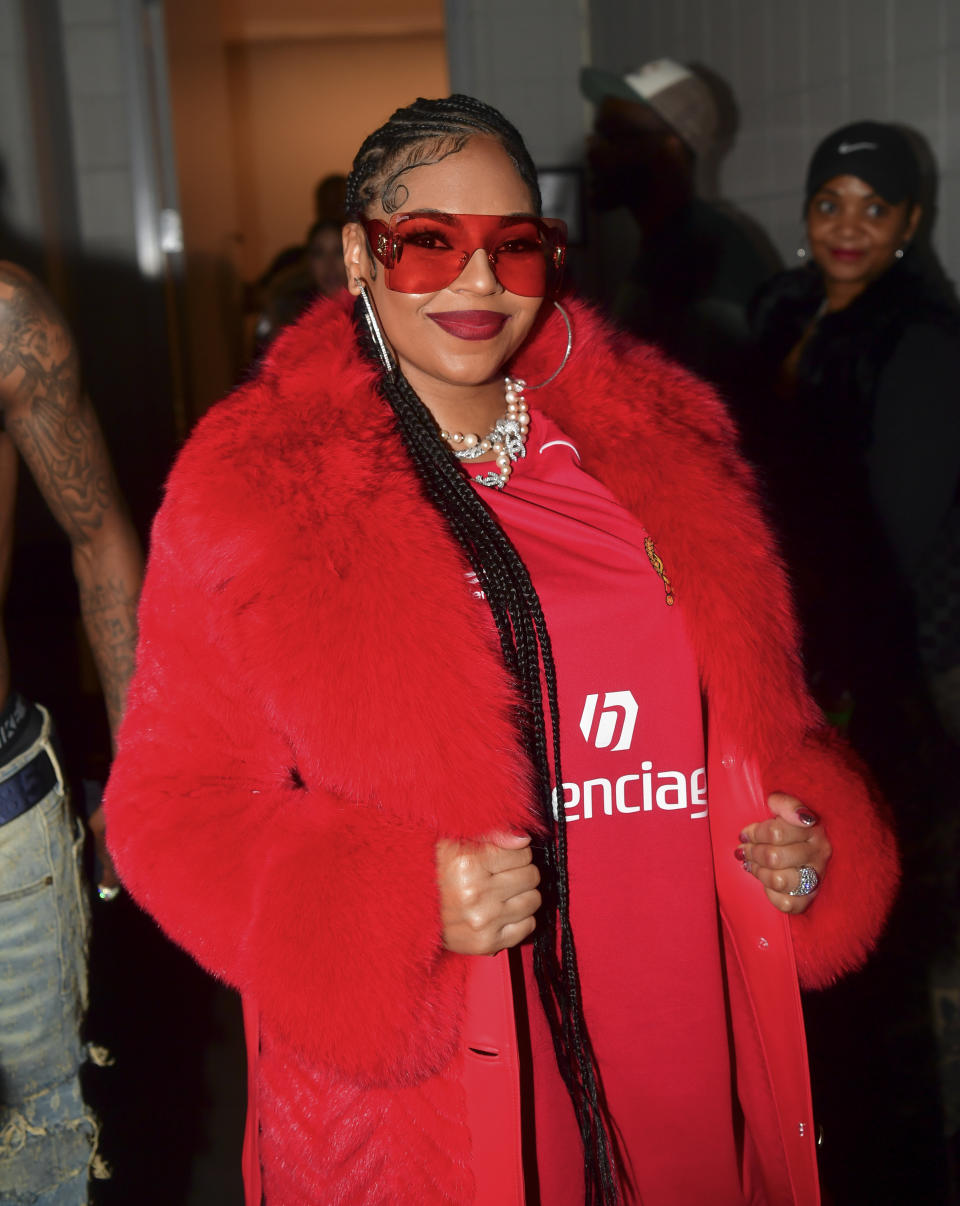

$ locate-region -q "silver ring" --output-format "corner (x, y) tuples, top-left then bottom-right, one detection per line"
(789, 865), (820, 897)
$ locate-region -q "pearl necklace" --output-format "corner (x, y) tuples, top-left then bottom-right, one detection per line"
(440, 377), (530, 490)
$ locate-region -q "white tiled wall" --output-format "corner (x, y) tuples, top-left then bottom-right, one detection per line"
(0, 0), (41, 242)
(0, 0), (141, 261)
(59, 0), (137, 256)
(444, 0), (589, 167)
(588, 0), (960, 287)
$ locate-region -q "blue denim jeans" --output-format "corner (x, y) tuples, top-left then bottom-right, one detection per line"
(0, 708), (95, 1204)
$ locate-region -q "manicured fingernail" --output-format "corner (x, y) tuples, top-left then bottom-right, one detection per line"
(739, 830), (750, 844)
(741, 859), (752, 874)
(734, 846), (747, 862)
(797, 808), (818, 826)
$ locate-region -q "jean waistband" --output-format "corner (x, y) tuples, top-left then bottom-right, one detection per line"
(0, 706), (65, 827)
(0, 691), (43, 760)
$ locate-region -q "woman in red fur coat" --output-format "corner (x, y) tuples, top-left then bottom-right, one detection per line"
(104, 97), (897, 1206)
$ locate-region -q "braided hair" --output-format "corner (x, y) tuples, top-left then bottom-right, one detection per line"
(346, 96), (623, 1205)
(345, 94), (542, 218)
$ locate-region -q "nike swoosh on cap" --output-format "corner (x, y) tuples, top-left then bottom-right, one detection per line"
(837, 141), (878, 153)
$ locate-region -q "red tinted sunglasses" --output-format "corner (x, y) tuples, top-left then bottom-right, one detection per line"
(360, 211), (567, 297)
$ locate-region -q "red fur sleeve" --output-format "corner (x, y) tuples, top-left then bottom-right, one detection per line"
(762, 728), (900, 989)
(105, 504), (466, 1087)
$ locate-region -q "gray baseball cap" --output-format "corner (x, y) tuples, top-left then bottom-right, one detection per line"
(580, 59), (718, 157)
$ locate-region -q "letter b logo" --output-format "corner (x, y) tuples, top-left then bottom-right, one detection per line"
(579, 691), (638, 752)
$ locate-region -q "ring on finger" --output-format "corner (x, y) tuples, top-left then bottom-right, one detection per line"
(789, 864), (819, 897)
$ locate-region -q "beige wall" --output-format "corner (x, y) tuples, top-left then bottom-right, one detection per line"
(226, 34), (449, 280)
(219, 0), (445, 41)
(162, 1), (447, 409)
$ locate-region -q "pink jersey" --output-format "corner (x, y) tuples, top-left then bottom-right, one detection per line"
(466, 412), (746, 1206)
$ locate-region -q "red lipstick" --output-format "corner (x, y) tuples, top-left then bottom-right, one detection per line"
(428, 310), (508, 340)
(829, 248), (865, 261)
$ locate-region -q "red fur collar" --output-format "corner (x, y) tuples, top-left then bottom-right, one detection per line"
(286, 293), (817, 762)
(170, 293), (815, 836)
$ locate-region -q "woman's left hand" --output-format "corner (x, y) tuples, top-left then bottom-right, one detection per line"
(736, 793), (832, 914)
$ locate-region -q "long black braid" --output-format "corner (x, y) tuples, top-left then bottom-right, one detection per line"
(346, 95), (623, 1206)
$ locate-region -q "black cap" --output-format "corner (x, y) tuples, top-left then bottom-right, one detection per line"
(805, 121), (920, 206)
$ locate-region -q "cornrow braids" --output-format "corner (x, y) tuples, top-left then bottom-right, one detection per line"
(345, 97), (622, 1204)
(353, 300), (622, 1205)
(345, 94), (542, 218)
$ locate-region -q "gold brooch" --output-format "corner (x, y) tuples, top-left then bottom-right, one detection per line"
(644, 536), (675, 606)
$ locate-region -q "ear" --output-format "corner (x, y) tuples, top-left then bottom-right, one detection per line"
(904, 202), (922, 245)
(342, 222), (371, 296)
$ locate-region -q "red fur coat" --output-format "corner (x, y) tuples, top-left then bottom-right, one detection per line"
(105, 296), (898, 1205)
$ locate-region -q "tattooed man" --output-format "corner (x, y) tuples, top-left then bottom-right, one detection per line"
(0, 263), (142, 1202)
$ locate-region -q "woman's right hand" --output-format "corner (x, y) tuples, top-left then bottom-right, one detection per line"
(436, 832), (541, 955)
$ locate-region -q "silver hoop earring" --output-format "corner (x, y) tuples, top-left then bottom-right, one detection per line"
(796, 245), (808, 260)
(895, 247), (905, 259)
(357, 281), (394, 374)
(517, 300), (573, 391)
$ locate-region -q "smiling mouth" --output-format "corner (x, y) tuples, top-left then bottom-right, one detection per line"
(829, 248), (866, 260)
(428, 311), (509, 341)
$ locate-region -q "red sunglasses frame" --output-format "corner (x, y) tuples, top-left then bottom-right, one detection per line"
(359, 211), (567, 297)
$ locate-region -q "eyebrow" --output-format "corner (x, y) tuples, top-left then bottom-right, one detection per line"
(816, 187), (884, 201)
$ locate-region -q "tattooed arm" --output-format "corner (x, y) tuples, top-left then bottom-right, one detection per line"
(0, 263), (143, 883)
(0, 262), (143, 734)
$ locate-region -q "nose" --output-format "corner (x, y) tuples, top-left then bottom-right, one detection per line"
(453, 246), (500, 294)
(832, 208), (860, 238)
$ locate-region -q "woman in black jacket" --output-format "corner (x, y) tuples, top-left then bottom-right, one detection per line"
(749, 120), (960, 1206)
(749, 120), (960, 744)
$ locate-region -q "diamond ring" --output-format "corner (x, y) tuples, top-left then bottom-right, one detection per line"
(789, 865), (820, 897)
